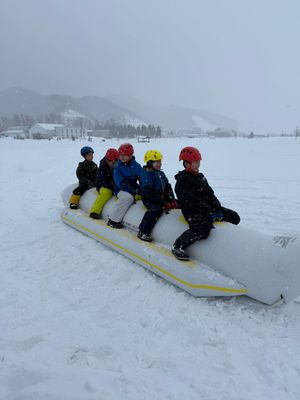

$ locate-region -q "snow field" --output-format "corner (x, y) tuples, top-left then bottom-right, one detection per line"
(0, 137), (300, 399)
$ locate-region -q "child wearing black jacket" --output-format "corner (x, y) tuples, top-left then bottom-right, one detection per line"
(69, 146), (97, 209)
(172, 146), (240, 261)
(89, 148), (119, 219)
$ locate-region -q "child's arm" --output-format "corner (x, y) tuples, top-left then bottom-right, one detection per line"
(76, 163), (89, 185)
(205, 178), (221, 209)
(176, 178), (212, 215)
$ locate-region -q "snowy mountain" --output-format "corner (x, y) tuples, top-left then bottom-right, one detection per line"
(106, 94), (237, 131)
(0, 86), (45, 116)
(0, 87), (138, 124)
(0, 87), (237, 131)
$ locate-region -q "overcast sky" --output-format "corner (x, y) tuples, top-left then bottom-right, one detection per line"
(1, 0), (300, 132)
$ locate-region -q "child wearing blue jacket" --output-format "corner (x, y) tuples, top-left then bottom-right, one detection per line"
(137, 150), (177, 242)
(107, 143), (142, 229)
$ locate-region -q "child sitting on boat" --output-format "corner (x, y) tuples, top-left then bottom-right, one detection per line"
(69, 146), (97, 210)
(172, 146), (240, 261)
(89, 148), (119, 219)
(137, 149), (177, 242)
(107, 143), (142, 229)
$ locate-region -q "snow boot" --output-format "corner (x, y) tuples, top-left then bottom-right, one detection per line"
(171, 245), (190, 261)
(107, 219), (123, 229)
(90, 212), (101, 220)
(137, 231), (153, 242)
(69, 194), (81, 210)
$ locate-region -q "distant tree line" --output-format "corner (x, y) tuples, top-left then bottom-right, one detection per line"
(0, 114), (162, 138)
(97, 120), (162, 138)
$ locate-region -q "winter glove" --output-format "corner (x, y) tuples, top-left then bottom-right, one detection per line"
(164, 199), (178, 210)
(210, 209), (223, 222)
(134, 194), (142, 201)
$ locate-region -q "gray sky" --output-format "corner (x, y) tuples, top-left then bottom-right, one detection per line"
(1, 0), (300, 132)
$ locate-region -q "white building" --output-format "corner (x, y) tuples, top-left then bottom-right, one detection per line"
(29, 123), (64, 139)
(29, 123), (86, 139)
(56, 126), (86, 139)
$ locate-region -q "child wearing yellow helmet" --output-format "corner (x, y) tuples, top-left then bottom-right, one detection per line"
(137, 149), (177, 242)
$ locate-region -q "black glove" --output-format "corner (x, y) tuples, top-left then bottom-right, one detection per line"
(210, 209), (223, 222)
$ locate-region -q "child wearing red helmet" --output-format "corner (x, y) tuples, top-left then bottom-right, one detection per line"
(172, 146), (240, 261)
(89, 148), (119, 219)
(107, 143), (142, 228)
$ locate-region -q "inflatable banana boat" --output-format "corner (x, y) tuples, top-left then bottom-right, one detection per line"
(61, 185), (300, 305)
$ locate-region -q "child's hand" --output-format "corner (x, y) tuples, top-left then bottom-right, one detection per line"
(164, 199), (178, 209)
(210, 209), (223, 222)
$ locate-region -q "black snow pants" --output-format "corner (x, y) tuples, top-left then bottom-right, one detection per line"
(174, 206), (240, 250)
(139, 202), (164, 235)
(73, 181), (94, 196)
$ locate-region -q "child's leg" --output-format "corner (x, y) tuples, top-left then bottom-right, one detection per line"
(73, 183), (89, 196)
(69, 193), (81, 209)
(109, 191), (134, 222)
(174, 215), (212, 250)
(139, 208), (163, 235)
(90, 187), (113, 215)
(69, 183), (89, 209)
(220, 207), (240, 225)
(172, 216), (212, 261)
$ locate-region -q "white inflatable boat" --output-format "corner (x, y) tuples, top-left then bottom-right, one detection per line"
(61, 185), (300, 305)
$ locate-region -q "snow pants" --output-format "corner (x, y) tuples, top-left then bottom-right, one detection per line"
(139, 202), (164, 235)
(90, 187), (113, 215)
(73, 182), (94, 196)
(174, 206), (240, 250)
(109, 190), (134, 223)
(70, 182), (95, 206)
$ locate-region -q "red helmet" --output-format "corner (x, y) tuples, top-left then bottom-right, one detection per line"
(118, 143), (134, 156)
(105, 148), (119, 161)
(179, 146), (202, 162)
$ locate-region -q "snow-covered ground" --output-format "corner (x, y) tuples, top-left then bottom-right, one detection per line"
(1, 136), (300, 400)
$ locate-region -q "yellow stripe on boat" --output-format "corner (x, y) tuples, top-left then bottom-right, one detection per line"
(61, 214), (248, 294)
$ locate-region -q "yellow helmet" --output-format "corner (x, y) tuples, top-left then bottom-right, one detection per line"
(144, 150), (163, 163)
